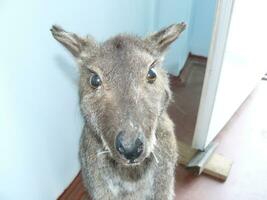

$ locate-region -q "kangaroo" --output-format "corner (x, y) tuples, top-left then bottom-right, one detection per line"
(51, 22), (186, 200)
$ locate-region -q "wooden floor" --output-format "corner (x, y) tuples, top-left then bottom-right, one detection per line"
(59, 57), (267, 200)
(168, 56), (206, 145)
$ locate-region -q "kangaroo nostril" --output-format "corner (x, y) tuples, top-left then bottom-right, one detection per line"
(137, 145), (143, 153)
(135, 137), (143, 153)
(116, 131), (126, 155)
(118, 147), (125, 153)
(135, 137), (143, 146)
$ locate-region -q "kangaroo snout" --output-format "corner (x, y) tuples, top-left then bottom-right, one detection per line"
(115, 131), (144, 163)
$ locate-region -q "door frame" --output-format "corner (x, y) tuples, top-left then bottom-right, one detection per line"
(192, 0), (235, 150)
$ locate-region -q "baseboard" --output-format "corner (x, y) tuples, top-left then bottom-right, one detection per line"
(188, 52), (208, 63)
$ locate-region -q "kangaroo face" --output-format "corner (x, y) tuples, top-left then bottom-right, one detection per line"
(51, 23), (185, 165)
(79, 36), (169, 165)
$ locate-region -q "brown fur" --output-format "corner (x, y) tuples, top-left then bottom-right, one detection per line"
(51, 22), (186, 200)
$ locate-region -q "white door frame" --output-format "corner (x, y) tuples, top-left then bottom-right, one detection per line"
(192, 0), (235, 150)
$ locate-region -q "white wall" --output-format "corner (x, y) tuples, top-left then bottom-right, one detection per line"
(0, 0), (153, 199)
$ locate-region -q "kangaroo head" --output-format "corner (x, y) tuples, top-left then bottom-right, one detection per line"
(51, 23), (186, 166)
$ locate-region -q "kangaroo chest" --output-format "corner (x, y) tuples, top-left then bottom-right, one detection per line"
(99, 157), (155, 198)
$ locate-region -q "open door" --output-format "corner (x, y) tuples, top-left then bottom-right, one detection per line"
(192, 0), (266, 150)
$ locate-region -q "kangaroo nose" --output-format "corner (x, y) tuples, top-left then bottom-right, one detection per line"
(115, 131), (144, 162)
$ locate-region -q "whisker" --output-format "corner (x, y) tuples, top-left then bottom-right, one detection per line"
(97, 150), (110, 156)
(152, 152), (159, 164)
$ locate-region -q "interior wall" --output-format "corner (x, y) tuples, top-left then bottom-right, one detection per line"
(189, 0), (217, 57)
(153, 0), (194, 75)
(0, 1), (153, 200)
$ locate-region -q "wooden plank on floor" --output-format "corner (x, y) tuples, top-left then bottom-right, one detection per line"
(177, 140), (232, 181)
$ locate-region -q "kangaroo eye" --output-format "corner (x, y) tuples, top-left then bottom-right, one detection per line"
(89, 73), (102, 88)
(147, 68), (157, 83)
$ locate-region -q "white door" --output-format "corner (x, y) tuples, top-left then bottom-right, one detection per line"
(192, 0), (267, 150)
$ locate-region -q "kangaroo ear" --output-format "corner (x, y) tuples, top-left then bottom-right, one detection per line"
(145, 22), (186, 53)
(50, 25), (91, 57)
